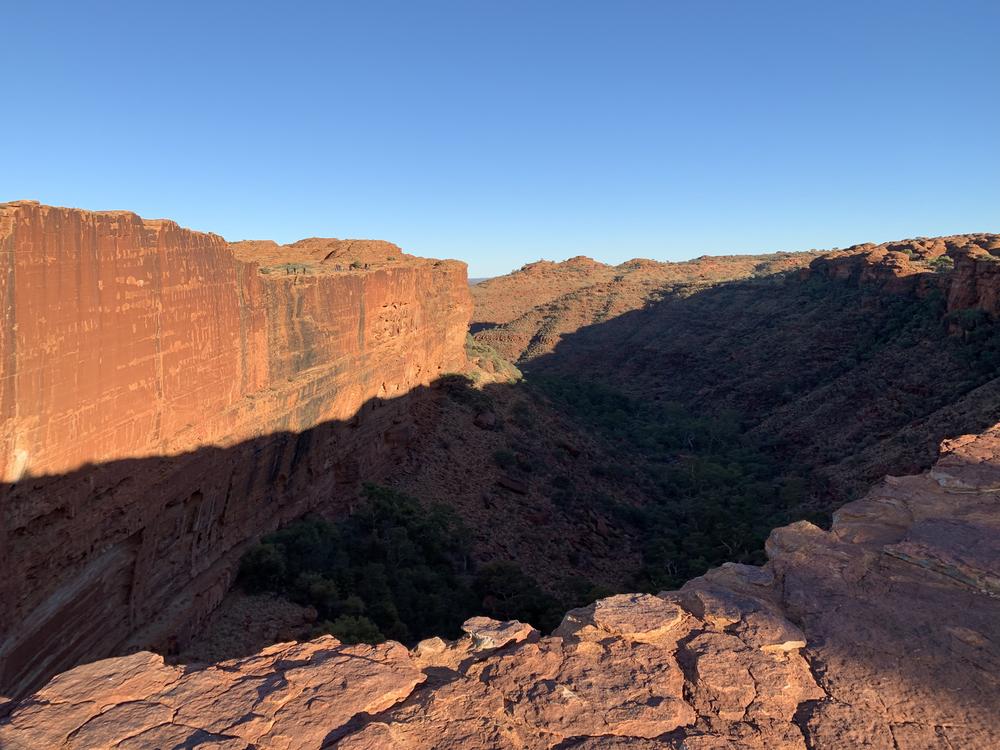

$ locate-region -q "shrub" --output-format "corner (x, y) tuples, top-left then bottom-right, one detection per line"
(929, 256), (954, 272)
(532, 374), (816, 591)
(326, 615), (384, 644)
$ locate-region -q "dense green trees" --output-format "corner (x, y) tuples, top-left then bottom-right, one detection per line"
(533, 376), (815, 590)
(237, 485), (568, 643)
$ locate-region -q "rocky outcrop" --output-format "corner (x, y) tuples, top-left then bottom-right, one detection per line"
(807, 233), (1000, 306)
(947, 239), (1000, 315)
(0, 201), (471, 698)
(5, 425), (999, 747)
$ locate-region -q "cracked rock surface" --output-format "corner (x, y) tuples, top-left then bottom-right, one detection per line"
(4, 427), (1000, 748)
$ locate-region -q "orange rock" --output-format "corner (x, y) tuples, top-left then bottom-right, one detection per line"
(0, 201), (471, 697)
(806, 233), (1000, 307)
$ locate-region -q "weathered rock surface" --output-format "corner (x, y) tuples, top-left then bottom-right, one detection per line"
(0, 201), (471, 698)
(474, 235), (1000, 368)
(6, 427), (1000, 747)
(807, 233), (1000, 307)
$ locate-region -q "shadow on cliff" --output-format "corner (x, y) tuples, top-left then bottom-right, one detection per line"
(0, 378), (488, 701)
(2, 370), (632, 702)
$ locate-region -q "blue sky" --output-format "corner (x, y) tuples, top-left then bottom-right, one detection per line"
(3, 1), (998, 277)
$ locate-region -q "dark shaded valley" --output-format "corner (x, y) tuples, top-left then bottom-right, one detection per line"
(192, 233), (1000, 666)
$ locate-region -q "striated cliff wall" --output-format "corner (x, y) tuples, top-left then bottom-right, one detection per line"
(0, 201), (471, 698)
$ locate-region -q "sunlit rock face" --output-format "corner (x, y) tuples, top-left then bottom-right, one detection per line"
(5, 426), (1000, 747)
(0, 201), (471, 698)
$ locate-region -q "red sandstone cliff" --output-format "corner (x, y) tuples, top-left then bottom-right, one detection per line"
(0, 201), (471, 698)
(3, 424), (999, 748)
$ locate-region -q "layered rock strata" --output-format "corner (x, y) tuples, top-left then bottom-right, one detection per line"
(0, 201), (471, 698)
(4, 424), (999, 748)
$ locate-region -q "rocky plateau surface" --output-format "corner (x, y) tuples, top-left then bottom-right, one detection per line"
(3, 424), (1000, 748)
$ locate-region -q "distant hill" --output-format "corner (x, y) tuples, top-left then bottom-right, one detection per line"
(471, 252), (821, 361)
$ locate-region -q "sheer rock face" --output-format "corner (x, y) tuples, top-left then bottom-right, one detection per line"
(948, 239), (1000, 315)
(5, 428), (1000, 748)
(0, 201), (471, 698)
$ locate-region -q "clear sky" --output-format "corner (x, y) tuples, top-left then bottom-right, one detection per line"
(3, 1), (998, 277)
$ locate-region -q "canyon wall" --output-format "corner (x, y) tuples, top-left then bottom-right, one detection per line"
(0, 201), (471, 698)
(471, 252), (821, 363)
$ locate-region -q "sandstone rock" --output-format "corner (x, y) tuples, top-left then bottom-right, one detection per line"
(413, 636), (448, 659)
(461, 617), (537, 651)
(0, 202), (472, 697)
(465, 637), (696, 740)
(555, 593), (684, 642)
(806, 233), (1000, 312)
(0, 638), (424, 750)
(945, 237), (1000, 314)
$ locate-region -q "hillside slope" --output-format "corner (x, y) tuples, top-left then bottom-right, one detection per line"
(524, 235), (1000, 499)
(472, 252), (822, 362)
